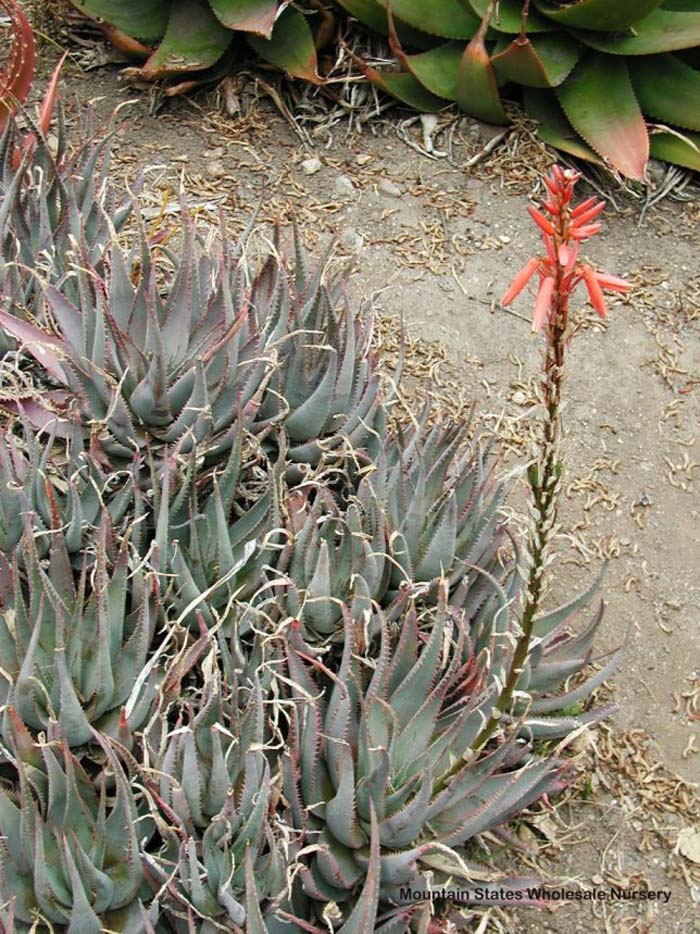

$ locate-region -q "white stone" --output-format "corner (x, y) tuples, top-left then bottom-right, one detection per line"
(334, 174), (357, 197)
(301, 157), (322, 176)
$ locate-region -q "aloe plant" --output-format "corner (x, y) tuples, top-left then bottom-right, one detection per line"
(0, 98), (630, 928)
(339, 0), (700, 179)
(68, 0), (323, 84)
(63, 0), (700, 177)
(0, 417), (141, 558)
(0, 715), (146, 932)
(0, 109), (134, 333)
(278, 598), (568, 926)
(0, 510), (159, 746)
(0, 0), (36, 135)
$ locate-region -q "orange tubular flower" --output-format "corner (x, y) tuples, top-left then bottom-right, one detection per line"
(582, 264), (607, 319)
(533, 276), (556, 332)
(501, 257), (539, 306)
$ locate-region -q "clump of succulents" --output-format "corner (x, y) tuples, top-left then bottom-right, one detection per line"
(59, 0), (700, 177)
(0, 714), (146, 932)
(0, 102), (624, 929)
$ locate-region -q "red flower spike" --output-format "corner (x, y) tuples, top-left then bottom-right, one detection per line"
(502, 257), (540, 306)
(557, 244), (569, 267)
(528, 204), (556, 235)
(582, 265), (608, 318)
(533, 276), (556, 332)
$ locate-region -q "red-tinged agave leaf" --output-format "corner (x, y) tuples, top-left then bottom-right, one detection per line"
(209, 0), (278, 38)
(69, 0), (170, 43)
(574, 9), (700, 56)
(524, 88), (602, 164)
(491, 33), (580, 88)
(630, 54), (700, 131)
(1, 395), (72, 437)
(141, 0), (232, 79)
(650, 128), (700, 171)
(534, 0), (663, 31)
(455, 1), (508, 124)
(375, 0), (481, 40)
(100, 23), (153, 59)
(0, 309), (67, 381)
(556, 53), (648, 180)
(247, 5), (319, 82)
(16, 52), (67, 163)
(465, 0), (553, 33)
(0, 0), (36, 133)
(335, 0), (438, 49)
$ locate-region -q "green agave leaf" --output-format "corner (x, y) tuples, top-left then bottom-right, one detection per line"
(401, 41), (464, 100)
(335, 0), (439, 48)
(523, 88), (602, 163)
(534, 0), (663, 31)
(70, 0), (169, 42)
(630, 54), (700, 131)
(574, 9), (700, 55)
(650, 128), (700, 170)
(465, 0), (553, 33)
(361, 63), (446, 111)
(209, 0), (278, 37)
(247, 5), (319, 81)
(338, 804), (380, 934)
(455, 34), (508, 123)
(556, 53), (648, 179)
(492, 33), (581, 88)
(142, 0), (232, 78)
(375, 0), (481, 39)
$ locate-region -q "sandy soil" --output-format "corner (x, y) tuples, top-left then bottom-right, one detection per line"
(42, 62), (700, 933)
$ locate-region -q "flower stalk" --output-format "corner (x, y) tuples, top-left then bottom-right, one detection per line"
(471, 166), (630, 751)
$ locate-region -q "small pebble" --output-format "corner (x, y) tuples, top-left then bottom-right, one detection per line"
(378, 178), (402, 199)
(206, 160), (226, 179)
(301, 157), (322, 176)
(334, 174), (357, 197)
(339, 229), (363, 252)
(356, 154), (372, 166)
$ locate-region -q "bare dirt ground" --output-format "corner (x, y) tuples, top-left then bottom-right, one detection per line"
(41, 58), (700, 933)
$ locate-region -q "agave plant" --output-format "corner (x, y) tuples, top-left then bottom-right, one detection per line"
(0, 108), (135, 330)
(0, 0), (35, 135)
(0, 714), (147, 932)
(140, 668), (282, 930)
(0, 211), (278, 462)
(280, 600), (568, 927)
(371, 408), (507, 606)
(68, 0), (325, 85)
(151, 436), (285, 632)
(0, 419), (142, 557)
(276, 479), (389, 641)
(340, 0), (700, 178)
(0, 510), (159, 746)
(256, 223), (386, 470)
